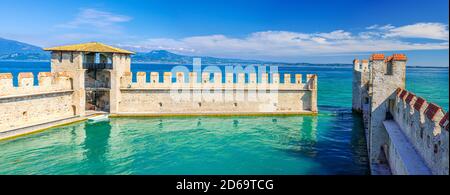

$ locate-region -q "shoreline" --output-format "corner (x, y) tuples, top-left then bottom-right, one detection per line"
(1, 60), (448, 68)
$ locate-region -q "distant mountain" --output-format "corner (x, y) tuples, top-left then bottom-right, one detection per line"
(0, 38), (351, 66)
(132, 50), (270, 65)
(0, 37), (50, 61)
(132, 50), (192, 64)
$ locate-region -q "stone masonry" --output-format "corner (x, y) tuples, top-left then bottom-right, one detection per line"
(352, 53), (449, 175)
(0, 42), (318, 137)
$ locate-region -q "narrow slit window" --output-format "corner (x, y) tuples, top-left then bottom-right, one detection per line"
(70, 52), (74, 63)
(58, 52), (63, 63)
(386, 63), (393, 75)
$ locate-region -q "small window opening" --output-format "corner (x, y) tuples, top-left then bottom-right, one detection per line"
(70, 52), (74, 63)
(58, 52), (63, 63)
(386, 63), (393, 75)
(434, 144), (439, 154)
(420, 128), (424, 139)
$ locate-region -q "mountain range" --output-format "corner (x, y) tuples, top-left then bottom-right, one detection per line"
(0, 37), (348, 66)
(0, 37), (277, 64)
(0, 38), (50, 61)
(132, 50), (275, 65)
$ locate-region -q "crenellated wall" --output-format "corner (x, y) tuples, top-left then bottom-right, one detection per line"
(352, 59), (369, 113)
(0, 72), (77, 132)
(391, 88), (449, 175)
(352, 53), (449, 175)
(0, 44), (319, 139)
(116, 71), (318, 115)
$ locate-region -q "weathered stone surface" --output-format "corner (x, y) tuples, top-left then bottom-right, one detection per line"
(0, 71), (77, 132)
(0, 46), (319, 141)
(118, 72), (317, 114)
(352, 53), (448, 175)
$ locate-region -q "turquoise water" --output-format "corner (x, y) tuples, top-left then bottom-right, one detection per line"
(0, 116), (367, 175)
(0, 61), (447, 175)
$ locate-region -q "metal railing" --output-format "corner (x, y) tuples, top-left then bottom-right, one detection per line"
(85, 80), (110, 89)
(83, 63), (113, 69)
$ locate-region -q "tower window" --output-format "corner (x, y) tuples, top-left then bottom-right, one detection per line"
(70, 52), (74, 63)
(420, 128), (424, 139)
(386, 62), (393, 75)
(58, 52), (63, 63)
(434, 144), (438, 154)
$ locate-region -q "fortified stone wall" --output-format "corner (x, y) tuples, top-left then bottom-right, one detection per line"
(352, 53), (449, 175)
(368, 54), (407, 166)
(0, 72), (76, 132)
(51, 51), (85, 116)
(352, 59), (370, 113)
(391, 88), (449, 175)
(117, 71), (318, 115)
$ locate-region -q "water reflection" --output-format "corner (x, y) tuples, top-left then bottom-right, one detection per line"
(313, 105), (369, 174)
(350, 113), (370, 174)
(273, 116), (319, 157)
(233, 119), (239, 127)
(82, 121), (111, 174)
(82, 114), (367, 174)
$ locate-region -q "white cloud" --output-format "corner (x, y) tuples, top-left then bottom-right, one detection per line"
(121, 22), (448, 60)
(366, 24), (394, 30)
(60, 8), (131, 29)
(315, 30), (352, 40)
(51, 8), (133, 45)
(384, 23), (449, 40)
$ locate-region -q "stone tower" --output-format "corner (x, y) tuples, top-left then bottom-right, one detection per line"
(44, 42), (134, 115)
(367, 54), (407, 164)
(352, 59), (370, 113)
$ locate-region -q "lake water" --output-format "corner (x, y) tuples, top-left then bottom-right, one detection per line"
(0, 61), (447, 174)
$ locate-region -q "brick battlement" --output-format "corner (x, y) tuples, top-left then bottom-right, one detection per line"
(353, 53), (448, 175)
(414, 97), (426, 111)
(392, 54), (407, 61)
(405, 93), (415, 104)
(0, 73), (13, 79)
(396, 88), (447, 124)
(370, 53), (385, 61)
(120, 71), (317, 91)
(368, 53), (407, 62)
(393, 87), (448, 175)
(0, 71), (73, 97)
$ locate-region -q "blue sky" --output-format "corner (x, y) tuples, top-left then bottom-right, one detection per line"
(0, 0), (448, 66)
